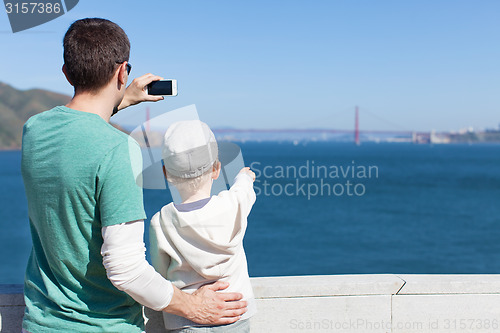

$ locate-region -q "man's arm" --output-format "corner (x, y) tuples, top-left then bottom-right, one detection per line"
(101, 221), (247, 324)
(115, 74), (165, 112)
(101, 221), (173, 310)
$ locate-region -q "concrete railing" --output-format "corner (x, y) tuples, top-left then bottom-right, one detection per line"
(2, 275), (500, 332)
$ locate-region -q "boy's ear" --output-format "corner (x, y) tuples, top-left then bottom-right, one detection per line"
(212, 161), (221, 180)
(62, 64), (74, 86)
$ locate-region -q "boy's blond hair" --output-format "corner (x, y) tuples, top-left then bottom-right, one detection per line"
(166, 160), (219, 193)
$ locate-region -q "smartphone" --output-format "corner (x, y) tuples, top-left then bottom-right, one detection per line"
(147, 79), (178, 96)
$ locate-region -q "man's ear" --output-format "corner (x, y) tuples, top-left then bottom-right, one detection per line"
(62, 64), (74, 86)
(117, 62), (128, 87)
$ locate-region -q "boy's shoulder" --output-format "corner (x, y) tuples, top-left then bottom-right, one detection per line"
(151, 202), (176, 224)
(150, 197), (238, 227)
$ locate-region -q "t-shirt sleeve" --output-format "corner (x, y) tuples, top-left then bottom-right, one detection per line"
(96, 140), (146, 227)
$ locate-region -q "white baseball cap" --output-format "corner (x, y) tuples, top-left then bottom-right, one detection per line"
(162, 120), (218, 179)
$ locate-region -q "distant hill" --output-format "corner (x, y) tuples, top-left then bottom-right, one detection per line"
(0, 82), (71, 149)
(0, 82), (129, 150)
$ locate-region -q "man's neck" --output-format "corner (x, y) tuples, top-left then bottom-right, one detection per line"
(66, 89), (118, 123)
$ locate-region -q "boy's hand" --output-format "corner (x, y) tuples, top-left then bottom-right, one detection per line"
(239, 167), (256, 182)
(116, 74), (165, 111)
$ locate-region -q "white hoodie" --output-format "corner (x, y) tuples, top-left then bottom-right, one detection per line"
(149, 173), (257, 330)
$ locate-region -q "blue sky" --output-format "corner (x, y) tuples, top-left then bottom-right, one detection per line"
(1, 0), (499, 131)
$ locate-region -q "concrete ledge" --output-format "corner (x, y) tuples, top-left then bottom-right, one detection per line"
(252, 295), (392, 332)
(0, 285), (24, 333)
(251, 274), (405, 298)
(0, 285), (23, 307)
(3, 274), (500, 332)
(396, 274), (500, 294)
(392, 294), (500, 333)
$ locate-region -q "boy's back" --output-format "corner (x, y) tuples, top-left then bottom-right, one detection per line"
(150, 171), (256, 330)
(149, 120), (256, 331)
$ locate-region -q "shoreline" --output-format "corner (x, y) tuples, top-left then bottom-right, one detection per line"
(2, 141), (500, 152)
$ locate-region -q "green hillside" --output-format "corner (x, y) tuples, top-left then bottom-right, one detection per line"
(0, 82), (71, 149)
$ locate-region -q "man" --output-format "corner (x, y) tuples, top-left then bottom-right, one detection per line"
(21, 18), (246, 333)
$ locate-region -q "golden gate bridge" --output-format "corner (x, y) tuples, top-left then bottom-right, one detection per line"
(208, 106), (434, 144)
(142, 106), (436, 144)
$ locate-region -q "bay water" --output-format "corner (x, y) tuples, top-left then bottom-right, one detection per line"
(1, 142), (499, 284)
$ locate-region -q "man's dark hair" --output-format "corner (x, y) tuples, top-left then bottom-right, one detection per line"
(63, 18), (130, 92)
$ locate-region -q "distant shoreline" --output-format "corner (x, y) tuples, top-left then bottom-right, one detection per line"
(2, 141), (500, 152)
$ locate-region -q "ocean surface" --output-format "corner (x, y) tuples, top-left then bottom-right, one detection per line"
(1, 142), (500, 284)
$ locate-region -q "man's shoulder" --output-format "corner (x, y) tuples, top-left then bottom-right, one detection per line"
(22, 106), (139, 165)
(32, 105), (130, 142)
(97, 124), (132, 151)
(23, 106), (59, 127)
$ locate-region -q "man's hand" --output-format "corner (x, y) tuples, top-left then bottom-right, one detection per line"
(163, 281), (247, 325)
(116, 74), (164, 111)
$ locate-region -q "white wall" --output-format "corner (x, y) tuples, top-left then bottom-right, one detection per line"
(2, 275), (500, 332)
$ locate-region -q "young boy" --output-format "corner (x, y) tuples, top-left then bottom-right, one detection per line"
(150, 120), (257, 332)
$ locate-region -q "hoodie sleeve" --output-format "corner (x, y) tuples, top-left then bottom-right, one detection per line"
(227, 172), (256, 218)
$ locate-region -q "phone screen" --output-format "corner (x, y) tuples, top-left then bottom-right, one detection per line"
(148, 80), (173, 95)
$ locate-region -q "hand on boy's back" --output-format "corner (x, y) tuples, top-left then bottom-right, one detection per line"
(190, 281), (248, 325)
(239, 167), (256, 182)
(117, 73), (165, 111)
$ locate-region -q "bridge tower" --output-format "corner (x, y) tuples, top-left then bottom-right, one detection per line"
(355, 106), (360, 145)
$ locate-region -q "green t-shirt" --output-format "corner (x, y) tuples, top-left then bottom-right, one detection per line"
(21, 106), (147, 333)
